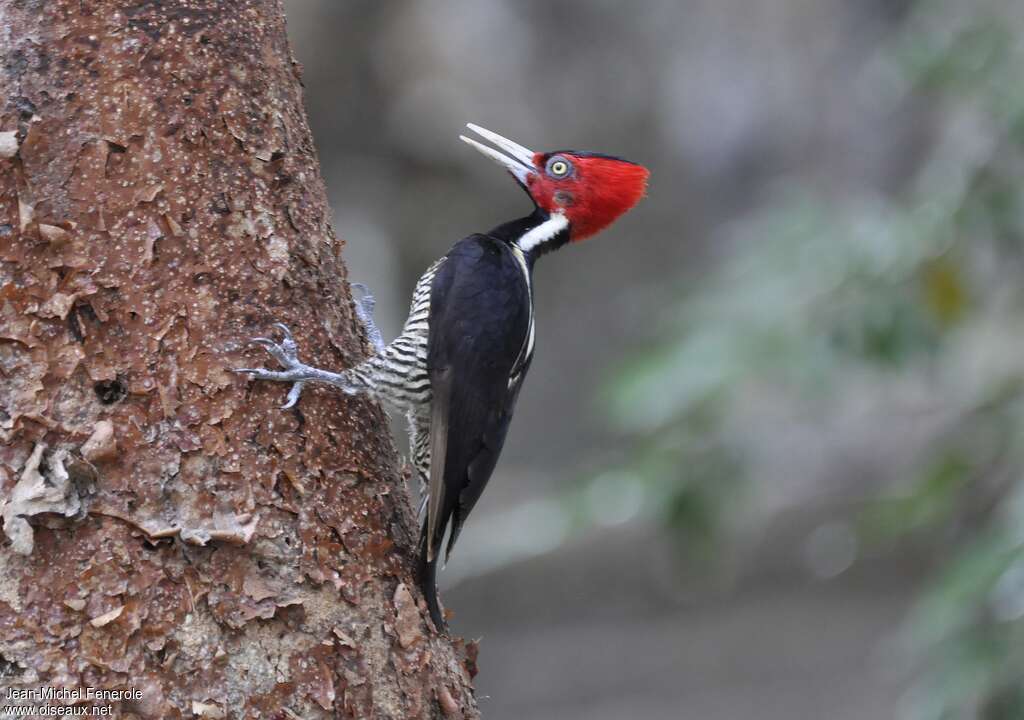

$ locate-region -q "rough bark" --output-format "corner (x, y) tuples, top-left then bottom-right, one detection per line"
(0, 1), (478, 717)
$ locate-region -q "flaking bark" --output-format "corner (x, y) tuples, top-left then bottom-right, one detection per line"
(0, 1), (478, 717)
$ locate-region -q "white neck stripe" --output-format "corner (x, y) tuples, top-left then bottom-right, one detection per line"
(515, 213), (568, 254)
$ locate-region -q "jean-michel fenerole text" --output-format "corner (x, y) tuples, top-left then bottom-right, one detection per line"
(5, 687), (142, 702)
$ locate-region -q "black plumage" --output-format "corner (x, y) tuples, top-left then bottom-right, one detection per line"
(418, 234), (533, 627)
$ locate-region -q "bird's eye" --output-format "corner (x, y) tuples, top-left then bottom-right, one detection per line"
(546, 157), (572, 178)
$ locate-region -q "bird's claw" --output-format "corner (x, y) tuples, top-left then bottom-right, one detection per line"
(281, 381), (305, 409)
(351, 283), (376, 315)
(272, 322), (298, 355)
(351, 282), (385, 354)
(234, 322), (308, 408)
(249, 324), (299, 365)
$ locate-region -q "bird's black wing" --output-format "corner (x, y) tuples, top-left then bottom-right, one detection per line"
(419, 235), (531, 622)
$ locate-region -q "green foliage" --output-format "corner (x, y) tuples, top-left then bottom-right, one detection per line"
(602, 0), (1024, 715)
(860, 452), (973, 541)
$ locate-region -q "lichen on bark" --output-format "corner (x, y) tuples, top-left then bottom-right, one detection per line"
(0, 1), (478, 717)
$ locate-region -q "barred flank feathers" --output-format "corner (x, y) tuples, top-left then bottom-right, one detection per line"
(346, 258), (443, 411)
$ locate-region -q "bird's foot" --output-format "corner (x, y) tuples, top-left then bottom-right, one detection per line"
(234, 323), (326, 408)
(351, 283), (385, 354)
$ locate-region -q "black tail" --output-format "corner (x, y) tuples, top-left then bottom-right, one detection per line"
(417, 522), (446, 631)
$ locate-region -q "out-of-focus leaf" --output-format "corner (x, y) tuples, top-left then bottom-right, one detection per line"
(908, 530), (1020, 651)
(861, 453), (971, 541)
(921, 256), (969, 326)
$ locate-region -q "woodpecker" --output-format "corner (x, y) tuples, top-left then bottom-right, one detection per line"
(236, 124), (649, 629)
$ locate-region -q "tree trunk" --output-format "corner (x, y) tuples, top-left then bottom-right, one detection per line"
(0, 1), (478, 717)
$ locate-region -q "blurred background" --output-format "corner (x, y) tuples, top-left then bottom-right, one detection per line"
(284, 1), (1024, 718)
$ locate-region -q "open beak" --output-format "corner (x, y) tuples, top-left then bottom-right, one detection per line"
(459, 123), (536, 187)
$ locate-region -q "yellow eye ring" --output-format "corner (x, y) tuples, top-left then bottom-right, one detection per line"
(548, 156), (573, 178)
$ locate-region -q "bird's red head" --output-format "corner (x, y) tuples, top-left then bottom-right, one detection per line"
(461, 124), (649, 242)
(525, 151), (649, 241)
